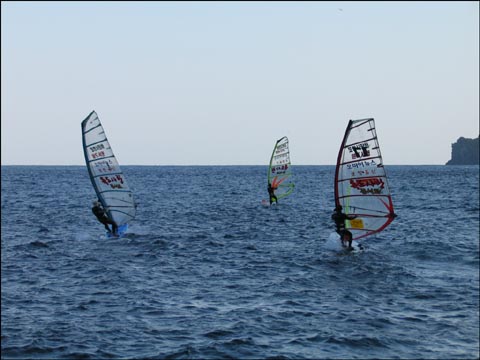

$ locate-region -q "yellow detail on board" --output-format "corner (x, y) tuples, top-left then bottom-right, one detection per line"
(350, 218), (364, 229)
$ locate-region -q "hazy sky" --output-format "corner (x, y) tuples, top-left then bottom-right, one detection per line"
(2, 1), (479, 165)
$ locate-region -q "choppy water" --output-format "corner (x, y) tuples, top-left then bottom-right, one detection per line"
(1, 165), (479, 359)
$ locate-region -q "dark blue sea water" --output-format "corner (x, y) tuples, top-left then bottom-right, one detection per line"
(2, 165), (479, 359)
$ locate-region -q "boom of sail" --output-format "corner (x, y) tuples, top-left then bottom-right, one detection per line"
(334, 118), (395, 240)
(268, 136), (294, 200)
(81, 111), (136, 227)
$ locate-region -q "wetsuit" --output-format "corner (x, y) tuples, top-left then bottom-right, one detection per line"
(331, 210), (353, 246)
(268, 183), (278, 205)
(92, 205), (118, 234)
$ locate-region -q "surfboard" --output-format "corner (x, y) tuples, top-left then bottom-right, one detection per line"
(326, 232), (364, 252)
(261, 199), (280, 207)
(106, 223), (129, 238)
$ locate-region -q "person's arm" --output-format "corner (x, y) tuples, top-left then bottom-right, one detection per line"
(104, 208), (112, 217)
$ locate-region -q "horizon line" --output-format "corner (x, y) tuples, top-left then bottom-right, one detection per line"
(0, 163), (465, 167)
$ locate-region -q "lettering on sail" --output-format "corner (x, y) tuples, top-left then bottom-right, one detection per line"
(348, 143), (370, 160)
(271, 164), (289, 174)
(273, 152), (289, 164)
(350, 177), (384, 194)
(93, 159), (116, 173)
(275, 142), (288, 153)
(100, 174), (125, 189)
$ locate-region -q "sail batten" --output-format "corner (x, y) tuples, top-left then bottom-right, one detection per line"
(337, 156), (382, 166)
(334, 118), (395, 240)
(342, 140), (378, 151)
(98, 189), (132, 194)
(350, 119), (372, 129)
(85, 139), (108, 147)
(268, 136), (294, 200)
(86, 155), (116, 163)
(92, 172), (123, 178)
(83, 125), (103, 134)
(338, 194), (392, 200)
(81, 111), (136, 227)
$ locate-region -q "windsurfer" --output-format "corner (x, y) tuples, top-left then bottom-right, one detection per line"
(268, 182), (278, 205)
(92, 200), (118, 236)
(332, 205), (357, 250)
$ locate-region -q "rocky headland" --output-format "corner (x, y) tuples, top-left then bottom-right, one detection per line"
(446, 136), (479, 165)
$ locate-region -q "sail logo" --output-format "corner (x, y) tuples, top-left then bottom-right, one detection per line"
(350, 177), (384, 194)
(93, 160), (116, 173)
(90, 144), (107, 159)
(90, 144), (105, 152)
(272, 164), (288, 174)
(348, 143), (370, 159)
(346, 160), (377, 170)
(273, 152), (289, 160)
(91, 151), (105, 159)
(100, 175), (124, 189)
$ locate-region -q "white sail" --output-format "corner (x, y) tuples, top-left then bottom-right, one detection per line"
(81, 111), (136, 227)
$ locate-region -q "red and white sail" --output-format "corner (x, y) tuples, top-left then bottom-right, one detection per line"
(334, 118), (395, 240)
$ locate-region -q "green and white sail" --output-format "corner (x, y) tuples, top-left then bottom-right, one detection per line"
(81, 111), (136, 227)
(268, 136), (294, 200)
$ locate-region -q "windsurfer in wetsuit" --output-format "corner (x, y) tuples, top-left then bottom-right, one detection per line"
(268, 182), (278, 205)
(92, 200), (118, 236)
(332, 205), (357, 250)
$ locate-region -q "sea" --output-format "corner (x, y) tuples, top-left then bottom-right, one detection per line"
(1, 165), (479, 359)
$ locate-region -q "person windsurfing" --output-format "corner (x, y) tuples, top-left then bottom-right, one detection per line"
(92, 200), (118, 236)
(268, 182), (278, 205)
(331, 205), (357, 250)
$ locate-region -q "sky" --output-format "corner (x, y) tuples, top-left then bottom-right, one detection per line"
(1, 1), (479, 165)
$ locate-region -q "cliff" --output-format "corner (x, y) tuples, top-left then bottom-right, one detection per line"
(446, 136), (479, 165)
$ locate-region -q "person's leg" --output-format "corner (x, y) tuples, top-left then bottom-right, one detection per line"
(111, 221), (118, 235)
(101, 220), (111, 232)
(345, 231), (353, 249)
(105, 218), (118, 235)
(340, 230), (349, 247)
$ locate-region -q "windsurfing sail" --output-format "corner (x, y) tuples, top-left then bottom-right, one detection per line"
(268, 136), (294, 200)
(334, 118), (395, 240)
(81, 111), (136, 228)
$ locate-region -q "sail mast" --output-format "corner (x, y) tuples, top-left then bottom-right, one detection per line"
(334, 120), (353, 209)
